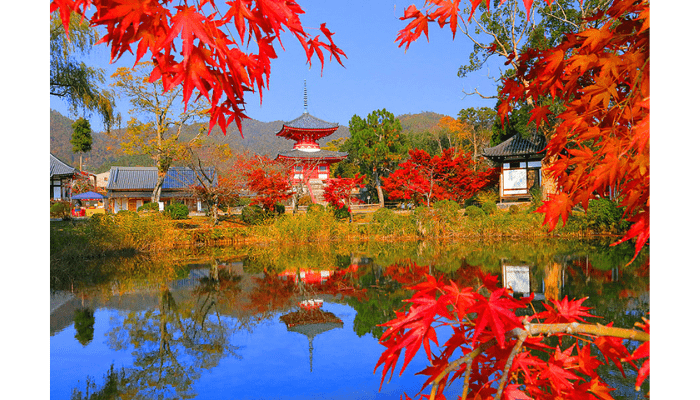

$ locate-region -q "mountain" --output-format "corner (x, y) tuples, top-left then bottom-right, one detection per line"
(397, 111), (447, 134)
(50, 110), (350, 173)
(50, 110), (446, 173)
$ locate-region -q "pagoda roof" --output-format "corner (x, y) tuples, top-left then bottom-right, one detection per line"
(276, 149), (348, 161)
(276, 112), (339, 139)
(482, 134), (547, 161)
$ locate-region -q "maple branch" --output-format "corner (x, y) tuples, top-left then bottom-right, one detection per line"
(424, 321), (648, 400)
(522, 322), (650, 342)
(462, 86), (497, 100)
(428, 337), (497, 400)
(495, 331), (527, 400)
(545, 1), (580, 30)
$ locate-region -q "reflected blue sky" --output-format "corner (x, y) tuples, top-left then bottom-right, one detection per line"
(51, 302), (460, 400)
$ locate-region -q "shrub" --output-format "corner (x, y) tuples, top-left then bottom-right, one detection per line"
(464, 205), (486, 219)
(371, 207), (417, 237)
(241, 204), (267, 225)
(273, 203), (286, 215)
(164, 203), (190, 220)
(433, 200), (460, 219)
(371, 207), (395, 224)
(482, 201), (497, 215)
(474, 189), (499, 206)
(138, 202), (160, 212)
(116, 210), (138, 218)
(50, 201), (71, 219)
(586, 198), (626, 232)
(508, 204), (521, 214)
(236, 197), (252, 207)
(306, 204), (326, 214)
(332, 204), (351, 220)
(297, 194), (313, 207)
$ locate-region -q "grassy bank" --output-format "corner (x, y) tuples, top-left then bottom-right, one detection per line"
(51, 199), (628, 262)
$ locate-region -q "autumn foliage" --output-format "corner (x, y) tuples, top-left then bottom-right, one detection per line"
(383, 1), (650, 399)
(375, 272), (650, 400)
(383, 148), (497, 207)
(322, 174), (366, 210)
(397, 0), (650, 260)
(51, 0), (346, 134)
(240, 155), (291, 212)
(498, 0), (650, 260)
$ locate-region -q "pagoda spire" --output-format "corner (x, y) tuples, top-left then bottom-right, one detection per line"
(303, 79), (308, 114)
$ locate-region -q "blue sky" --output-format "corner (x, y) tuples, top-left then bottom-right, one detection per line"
(48, 0), (501, 128)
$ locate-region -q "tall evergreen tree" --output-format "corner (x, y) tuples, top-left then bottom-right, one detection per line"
(70, 117), (92, 171)
(341, 109), (408, 207)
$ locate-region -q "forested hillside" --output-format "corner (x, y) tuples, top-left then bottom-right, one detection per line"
(50, 110), (350, 173)
(51, 109), (448, 173)
(397, 111), (446, 133)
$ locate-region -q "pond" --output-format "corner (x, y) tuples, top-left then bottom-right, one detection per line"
(50, 239), (649, 399)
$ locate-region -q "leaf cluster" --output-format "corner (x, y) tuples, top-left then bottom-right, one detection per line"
(51, 0), (346, 134)
(375, 271), (649, 399)
(499, 0), (650, 259)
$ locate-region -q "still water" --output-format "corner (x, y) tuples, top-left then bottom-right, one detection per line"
(50, 239), (649, 399)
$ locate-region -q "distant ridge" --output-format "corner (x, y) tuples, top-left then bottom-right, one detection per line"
(50, 109), (350, 173)
(50, 110), (447, 173)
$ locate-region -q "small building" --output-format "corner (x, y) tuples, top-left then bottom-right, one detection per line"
(106, 166), (216, 212)
(482, 134), (550, 203)
(95, 171), (110, 189)
(50, 153), (77, 201)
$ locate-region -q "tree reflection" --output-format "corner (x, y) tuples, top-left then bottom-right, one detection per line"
(73, 307), (95, 346)
(104, 263), (243, 399)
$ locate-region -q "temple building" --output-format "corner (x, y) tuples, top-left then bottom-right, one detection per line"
(275, 83), (347, 203)
(482, 134), (553, 203)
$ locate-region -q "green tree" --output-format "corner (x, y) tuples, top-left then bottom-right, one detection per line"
(341, 109), (408, 207)
(455, 0), (610, 100)
(50, 11), (118, 131)
(70, 117), (93, 171)
(454, 107), (497, 162)
(111, 62), (208, 203)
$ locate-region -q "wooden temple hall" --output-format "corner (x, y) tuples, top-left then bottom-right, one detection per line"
(481, 134), (552, 203)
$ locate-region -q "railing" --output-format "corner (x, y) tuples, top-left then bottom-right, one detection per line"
(305, 179), (317, 203)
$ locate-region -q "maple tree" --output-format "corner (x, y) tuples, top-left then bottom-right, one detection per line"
(397, 0), (650, 259)
(51, 0), (346, 135)
(322, 173), (366, 211)
(498, 0), (650, 260)
(375, 272), (649, 400)
(383, 148), (497, 207)
(183, 142), (244, 224)
(241, 154), (292, 212)
(377, 1), (651, 399)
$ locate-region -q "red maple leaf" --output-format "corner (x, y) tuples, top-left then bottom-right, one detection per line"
(536, 296), (597, 324)
(470, 288), (525, 348)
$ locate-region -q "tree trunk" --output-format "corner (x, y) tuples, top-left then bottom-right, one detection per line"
(152, 173), (165, 203)
(374, 169), (385, 208)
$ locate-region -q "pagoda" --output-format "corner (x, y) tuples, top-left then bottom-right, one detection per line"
(275, 82), (347, 202)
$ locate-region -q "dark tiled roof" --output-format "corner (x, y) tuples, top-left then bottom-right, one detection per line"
(281, 112), (338, 130)
(50, 153), (77, 177)
(108, 191), (194, 199)
(107, 167), (216, 190)
(276, 149), (348, 160)
(482, 134), (547, 159)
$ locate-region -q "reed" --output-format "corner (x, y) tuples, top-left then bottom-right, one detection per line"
(50, 204), (624, 261)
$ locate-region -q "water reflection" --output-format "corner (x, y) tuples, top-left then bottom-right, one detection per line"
(51, 239), (649, 399)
